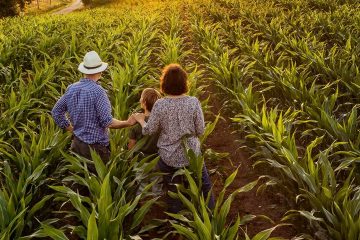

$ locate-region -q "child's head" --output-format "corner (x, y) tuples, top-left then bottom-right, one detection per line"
(140, 88), (161, 112)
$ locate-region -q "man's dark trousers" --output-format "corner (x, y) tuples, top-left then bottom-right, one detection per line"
(71, 136), (110, 172)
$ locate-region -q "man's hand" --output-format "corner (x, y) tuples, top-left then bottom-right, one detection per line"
(65, 125), (73, 132)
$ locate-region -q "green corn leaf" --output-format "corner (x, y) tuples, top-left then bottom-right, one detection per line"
(27, 194), (53, 221)
(185, 169), (200, 198)
(91, 149), (107, 181)
(171, 222), (199, 240)
(251, 226), (278, 240)
(39, 223), (69, 240)
(224, 215), (240, 240)
(98, 173), (112, 239)
(87, 209), (98, 240)
(237, 179), (259, 193)
(130, 197), (159, 230)
(224, 168), (238, 189)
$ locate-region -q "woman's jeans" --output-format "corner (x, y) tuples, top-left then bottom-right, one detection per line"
(157, 159), (215, 213)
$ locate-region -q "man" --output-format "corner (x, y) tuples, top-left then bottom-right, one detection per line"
(52, 50), (135, 164)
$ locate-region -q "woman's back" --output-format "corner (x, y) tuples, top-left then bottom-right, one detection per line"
(142, 95), (204, 167)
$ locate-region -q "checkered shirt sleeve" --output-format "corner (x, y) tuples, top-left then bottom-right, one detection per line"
(51, 92), (71, 129)
(95, 88), (113, 128)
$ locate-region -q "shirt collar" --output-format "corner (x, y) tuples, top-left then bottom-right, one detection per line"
(80, 78), (100, 85)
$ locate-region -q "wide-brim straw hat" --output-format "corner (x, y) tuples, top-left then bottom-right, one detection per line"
(78, 51), (108, 74)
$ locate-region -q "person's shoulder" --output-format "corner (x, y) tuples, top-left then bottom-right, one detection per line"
(153, 98), (166, 107)
(187, 96), (200, 104)
(89, 83), (107, 96)
(64, 82), (83, 96)
(65, 81), (79, 91)
(67, 80), (90, 91)
(188, 96), (198, 101)
(156, 98), (166, 104)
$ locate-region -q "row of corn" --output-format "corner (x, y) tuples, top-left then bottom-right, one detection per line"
(190, 0), (360, 239)
(0, 0), (274, 239)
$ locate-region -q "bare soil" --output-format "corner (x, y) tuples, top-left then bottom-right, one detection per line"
(202, 87), (309, 238)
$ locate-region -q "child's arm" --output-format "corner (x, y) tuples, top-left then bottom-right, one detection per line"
(128, 139), (136, 149)
(128, 122), (141, 149)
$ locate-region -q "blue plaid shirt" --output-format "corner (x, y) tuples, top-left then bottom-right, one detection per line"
(51, 78), (113, 145)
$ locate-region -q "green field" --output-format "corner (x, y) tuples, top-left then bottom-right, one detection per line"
(1, 0), (360, 239)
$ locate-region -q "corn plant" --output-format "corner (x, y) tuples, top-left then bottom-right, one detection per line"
(166, 148), (284, 240)
(191, 0), (360, 238)
(43, 150), (161, 239)
(2, 0), (360, 239)
(0, 114), (69, 239)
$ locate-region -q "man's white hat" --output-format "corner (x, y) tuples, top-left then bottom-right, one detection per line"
(78, 51), (108, 74)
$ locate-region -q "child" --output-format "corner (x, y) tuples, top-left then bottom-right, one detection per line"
(128, 88), (162, 195)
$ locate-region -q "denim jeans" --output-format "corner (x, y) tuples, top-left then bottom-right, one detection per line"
(157, 159), (215, 213)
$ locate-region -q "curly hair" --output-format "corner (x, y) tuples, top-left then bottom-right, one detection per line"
(160, 64), (188, 95)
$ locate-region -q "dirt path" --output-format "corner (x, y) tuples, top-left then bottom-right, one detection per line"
(202, 87), (308, 238)
(53, 0), (83, 14)
(176, 2), (308, 238)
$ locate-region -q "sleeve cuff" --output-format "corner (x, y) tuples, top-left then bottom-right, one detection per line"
(103, 116), (113, 128)
(59, 120), (70, 130)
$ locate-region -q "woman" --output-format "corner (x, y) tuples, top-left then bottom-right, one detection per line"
(133, 64), (215, 213)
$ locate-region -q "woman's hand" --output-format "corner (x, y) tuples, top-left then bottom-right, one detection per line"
(127, 115), (137, 126)
(133, 113), (145, 121)
(132, 113), (146, 127)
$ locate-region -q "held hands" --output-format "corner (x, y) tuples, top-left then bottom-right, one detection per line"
(127, 115), (137, 126)
(108, 117), (136, 129)
(132, 113), (146, 128)
(133, 113), (145, 122)
(109, 114), (144, 129)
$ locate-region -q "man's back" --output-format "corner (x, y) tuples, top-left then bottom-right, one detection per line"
(52, 78), (113, 145)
